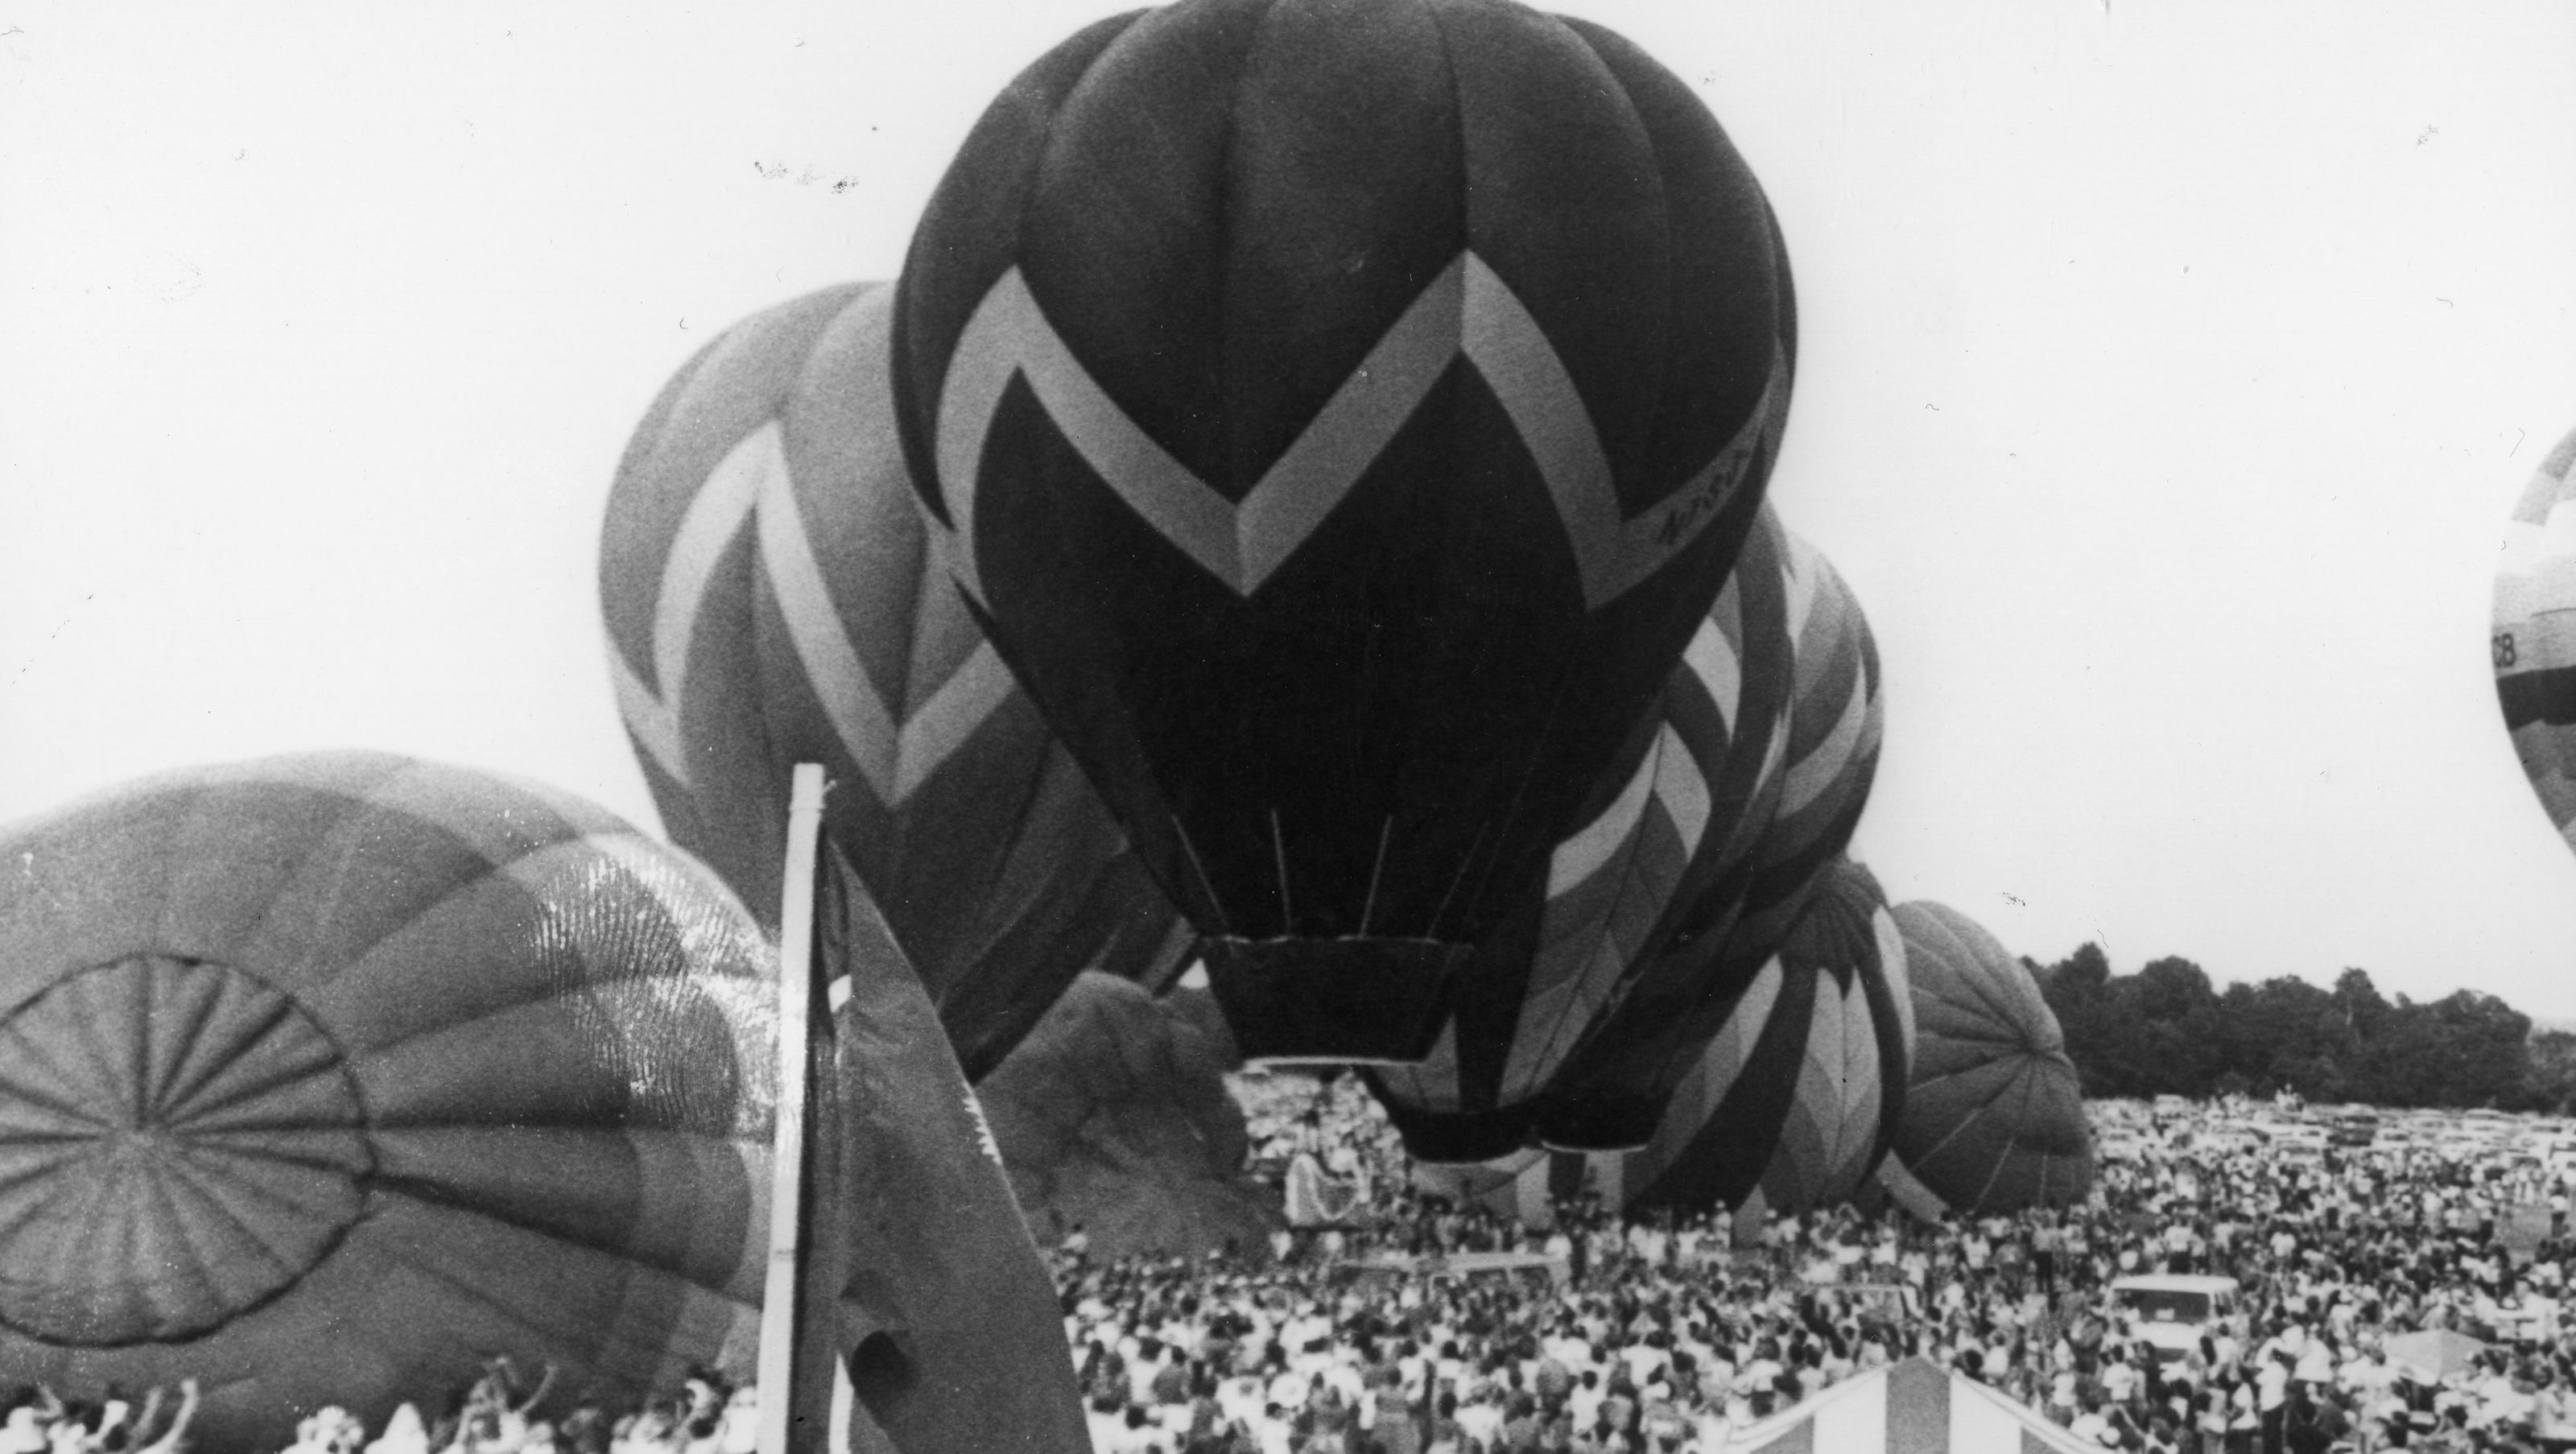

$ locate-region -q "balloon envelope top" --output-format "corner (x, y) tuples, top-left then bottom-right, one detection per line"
(2492, 423), (2576, 855)
(0, 754), (779, 1452)
(892, 0), (1798, 1060)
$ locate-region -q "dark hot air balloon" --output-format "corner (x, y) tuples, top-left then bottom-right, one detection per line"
(890, 0), (1798, 1061)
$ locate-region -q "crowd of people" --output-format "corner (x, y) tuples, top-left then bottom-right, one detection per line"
(1055, 1076), (2576, 1454)
(0, 1361), (760, 1454)
(22, 1083), (2576, 1454)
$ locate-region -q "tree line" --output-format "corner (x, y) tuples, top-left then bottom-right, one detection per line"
(2029, 944), (2576, 1113)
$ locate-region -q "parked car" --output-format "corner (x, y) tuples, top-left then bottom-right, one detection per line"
(2111, 1274), (2244, 1365)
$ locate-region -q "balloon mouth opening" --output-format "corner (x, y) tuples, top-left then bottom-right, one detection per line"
(1369, 1094), (1539, 1165)
(0, 955), (370, 1346)
(1530, 1093), (1665, 1154)
(1200, 936), (1466, 1063)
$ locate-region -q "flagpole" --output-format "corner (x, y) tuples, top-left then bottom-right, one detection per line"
(758, 764), (828, 1454)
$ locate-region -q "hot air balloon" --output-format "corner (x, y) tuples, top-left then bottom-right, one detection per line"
(1534, 534), (1884, 1150)
(890, 0), (1798, 1062)
(2493, 423), (2576, 853)
(600, 280), (1189, 1080)
(976, 973), (1275, 1259)
(1416, 856), (1908, 1221)
(1365, 506), (1797, 1160)
(0, 754), (779, 1453)
(1885, 900), (2093, 1215)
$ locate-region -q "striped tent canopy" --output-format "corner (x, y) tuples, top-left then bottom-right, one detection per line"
(1888, 902), (2093, 1215)
(0, 754), (779, 1453)
(2492, 422), (2576, 855)
(1730, 1358), (2103, 1454)
(599, 280), (1189, 1082)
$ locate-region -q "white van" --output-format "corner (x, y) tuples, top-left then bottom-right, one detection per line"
(2110, 1274), (2242, 1364)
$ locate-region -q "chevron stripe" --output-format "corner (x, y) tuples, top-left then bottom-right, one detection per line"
(1872, 907), (1913, 1070)
(1778, 665), (1874, 819)
(607, 419), (1013, 808)
(1500, 721), (1715, 1102)
(931, 255), (1783, 608)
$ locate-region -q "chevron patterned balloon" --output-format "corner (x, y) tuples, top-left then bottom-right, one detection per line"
(1415, 855), (1909, 1216)
(890, 0), (1798, 1062)
(1534, 531), (1885, 1150)
(600, 281), (1189, 1081)
(1366, 506), (1797, 1160)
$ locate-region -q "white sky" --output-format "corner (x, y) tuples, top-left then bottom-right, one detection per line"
(4, 2), (2573, 1014)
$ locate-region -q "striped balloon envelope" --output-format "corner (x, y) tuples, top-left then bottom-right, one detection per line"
(1533, 534), (1885, 1150)
(2493, 423), (2576, 855)
(0, 755), (777, 1453)
(1887, 900), (2092, 1215)
(1411, 856), (1907, 1217)
(891, 0), (1798, 1063)
(1364, 506), (1796, 1161)
(600, 281), (1190, 1081)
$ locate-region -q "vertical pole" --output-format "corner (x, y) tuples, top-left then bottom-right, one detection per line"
(758, 764), (828, 1454)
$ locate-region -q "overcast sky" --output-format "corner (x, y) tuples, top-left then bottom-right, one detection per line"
(5, 2), (2573, 1015)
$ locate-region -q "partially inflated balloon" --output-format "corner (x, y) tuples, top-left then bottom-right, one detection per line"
(1534, 534), (1884, 1148)
(1604, 856), (1908, 1211)
(977, 973), (1274, 1259)
(2493, 423), (2576, 853)
(1417, 857), (1907, 1218)
(0, 755), (777, 1452)
(1366, 507), (1796, 1160)
(601, 281), (1189, 1080)
(1887, 901), (2091, 1215)
(892, 0), (1797, 1061)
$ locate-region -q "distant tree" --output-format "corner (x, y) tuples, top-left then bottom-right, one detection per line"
(2037, 954), (2558, 1109)
(2528, 1030), (2576, 1113)
(2037, 943), (2120, 1096)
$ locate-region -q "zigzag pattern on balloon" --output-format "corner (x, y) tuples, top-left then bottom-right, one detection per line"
(607, 287), (1018, 810)
(598, 281), (1187, 1082)
(930, 258), (1785, 608)
(1365, 510), (1799, 1158)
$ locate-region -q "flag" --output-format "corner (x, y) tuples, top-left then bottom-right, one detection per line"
(810, 845), (1090, 1454)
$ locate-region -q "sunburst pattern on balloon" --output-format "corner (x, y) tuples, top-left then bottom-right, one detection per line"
(0, 955), (371, 1345)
